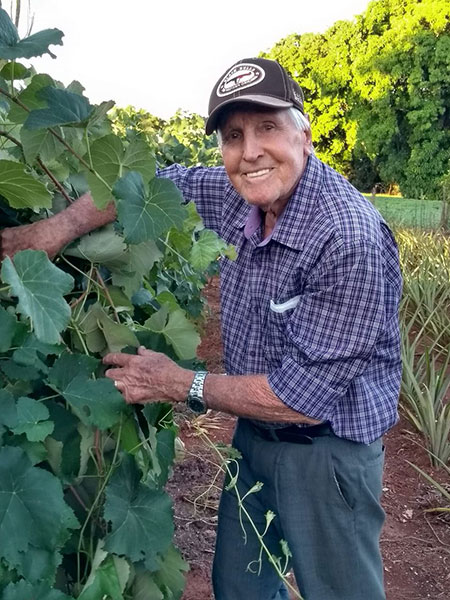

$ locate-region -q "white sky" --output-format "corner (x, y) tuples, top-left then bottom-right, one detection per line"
(21, 0), (371, 119)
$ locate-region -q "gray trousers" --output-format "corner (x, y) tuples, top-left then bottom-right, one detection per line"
(212, 418), (386, 600)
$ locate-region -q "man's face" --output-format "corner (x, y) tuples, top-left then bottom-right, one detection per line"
(219, 108), (312, 215)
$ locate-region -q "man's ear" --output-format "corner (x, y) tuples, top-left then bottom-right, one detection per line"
(304, 127), (313, 156)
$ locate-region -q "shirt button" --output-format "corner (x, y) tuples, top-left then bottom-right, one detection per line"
(249, 351), (256, 357)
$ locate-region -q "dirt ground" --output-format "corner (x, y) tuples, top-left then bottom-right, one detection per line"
(167, 278), (450, 600)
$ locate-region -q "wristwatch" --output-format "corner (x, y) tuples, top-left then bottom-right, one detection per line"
(186, 371), (208, 413)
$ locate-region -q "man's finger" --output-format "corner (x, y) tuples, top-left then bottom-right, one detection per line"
(103, 352), (133, 366)
(137, 346), (157, 357)
(104, 367), (125, 380)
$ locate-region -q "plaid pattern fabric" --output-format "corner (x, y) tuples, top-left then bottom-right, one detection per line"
(160, 155), (402, 444)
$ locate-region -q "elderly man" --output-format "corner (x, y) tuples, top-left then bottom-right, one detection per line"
(1, 58), (402, 600)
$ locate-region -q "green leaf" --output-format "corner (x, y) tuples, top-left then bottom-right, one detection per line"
(132, 570), (164, 600)
(114, 174), (186, 244)
(145, 308), (200, 360)
(189, 229), (226, 271)
(16, 546), (62, 585)
(4, 580), (70, 600)
(2, 580), (70, 600)
(0, 306), (19, 352)
(45, 402), (81, 481)
(85, 135), (156, 209)
(65, 226), (127, 265)
(8, 74), (55, 124)
(0, 160), (52, 209)
(12, 333), (63, 374)
(1, 250), (73, 344)
(111, 240), (162, 297)
(122, 138), (156, 182)
(11, 397), (54, 442)
(0, 9), (19, 48)
(25, 87), (93, 130)
(0, 446), (78, 568)
(78, 554), (125, 600)
(104, 453), (173, 569)
(47, 352), (99, 391)
(0, 388), (18, 429)
(0, 61), (31, 80)
(1, 359), (41, 381)
(0, 10), (63, 60)
(152, 544), (189, 600)
(98, 314), (139, 353)
(85, 134), (124, 209)
(55, 375), (125, 430)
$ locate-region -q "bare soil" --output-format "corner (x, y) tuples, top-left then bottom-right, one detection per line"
(167, 278), (450, 600)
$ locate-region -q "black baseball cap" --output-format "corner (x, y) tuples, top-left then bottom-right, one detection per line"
(205, 57), (305, 135)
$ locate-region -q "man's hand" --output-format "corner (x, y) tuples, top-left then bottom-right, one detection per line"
(103, 346), (194, 405)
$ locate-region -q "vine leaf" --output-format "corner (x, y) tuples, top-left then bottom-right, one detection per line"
(8, 74), (55, 124)
(78, 543), (127, 600)
(2, 580), (71, 600)
(85, 135), (156, 209)
(12, 333), (63, 374)
(47, 353), (126, 430)
(114, 173), (186, 244)
(0, 305), (19, 352)
(0, 9), (64, 60)
(47, 352), (99, 391)
(11, 396), (54, 442)
(0, 160), (52, 209)
(25, 87), (93, 130)
(0, 446), (78, 569)
(145, 306), (200, 359)
(189, 229), (228, 271)
(104, 453), (174, 570)
(65, 226), (128, 265)
(111, 240), (163, 297)
(152, 544), (189, 600)
(1, 250), (74, 344)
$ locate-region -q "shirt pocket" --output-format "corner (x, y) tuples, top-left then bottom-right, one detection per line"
(264, 296), (300, 367)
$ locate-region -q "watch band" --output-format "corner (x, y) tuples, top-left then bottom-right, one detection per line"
(186, 371), (208, 413)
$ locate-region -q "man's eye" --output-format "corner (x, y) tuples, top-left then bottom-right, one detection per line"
(224, 131), (240, 143)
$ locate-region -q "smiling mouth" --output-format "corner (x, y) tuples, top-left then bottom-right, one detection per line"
(244, 168), (272, 179)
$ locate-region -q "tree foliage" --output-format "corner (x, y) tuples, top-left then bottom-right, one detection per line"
(263, 0), (450, 198)
(111, 107), (222, 168)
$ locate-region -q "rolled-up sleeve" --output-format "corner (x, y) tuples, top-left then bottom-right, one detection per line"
(268, 239), (387, 422)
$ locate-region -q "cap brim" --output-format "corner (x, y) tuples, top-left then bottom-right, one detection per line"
(205, 95), (293, 135)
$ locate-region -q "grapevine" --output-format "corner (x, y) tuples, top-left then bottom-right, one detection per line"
(0, 9), (229, 599)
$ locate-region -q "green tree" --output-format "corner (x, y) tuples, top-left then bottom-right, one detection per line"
(263, 0), (450, 198)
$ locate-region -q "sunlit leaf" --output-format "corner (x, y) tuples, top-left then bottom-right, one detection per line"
(0, 160), (52, 209)
(189, 229), (226, 271)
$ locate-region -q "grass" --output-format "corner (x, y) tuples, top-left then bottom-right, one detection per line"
(362, 195), (444, 229)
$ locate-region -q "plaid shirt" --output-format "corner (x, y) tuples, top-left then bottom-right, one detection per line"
(160, 155), (402, 444)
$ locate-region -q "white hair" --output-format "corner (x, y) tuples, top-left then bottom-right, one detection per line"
(216, 106), (312, 148)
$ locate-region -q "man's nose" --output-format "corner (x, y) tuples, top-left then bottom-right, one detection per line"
(242, 132), (263, 162)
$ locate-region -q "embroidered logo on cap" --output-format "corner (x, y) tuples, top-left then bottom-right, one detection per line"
(217, 63), (265, 97)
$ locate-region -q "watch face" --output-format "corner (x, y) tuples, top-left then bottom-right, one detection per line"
(187, 395), (207, 414)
